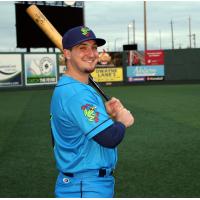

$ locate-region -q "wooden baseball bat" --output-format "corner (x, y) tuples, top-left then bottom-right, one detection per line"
(26, 4), (110, 101)
(26, 5), (63, 51)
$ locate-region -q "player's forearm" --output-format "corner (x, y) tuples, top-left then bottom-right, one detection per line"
(93, 121), (126, 148)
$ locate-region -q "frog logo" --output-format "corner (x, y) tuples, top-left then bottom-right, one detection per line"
(81, 104), (99, 122)
(81, 27), (90, 37)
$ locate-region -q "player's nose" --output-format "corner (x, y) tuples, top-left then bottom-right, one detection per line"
(87, 47), (97, 58)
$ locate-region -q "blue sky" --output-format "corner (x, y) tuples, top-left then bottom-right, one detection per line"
(0, 1), (200, 51)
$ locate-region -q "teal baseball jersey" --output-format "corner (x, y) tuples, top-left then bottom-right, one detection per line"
(50, 75), (117, 173)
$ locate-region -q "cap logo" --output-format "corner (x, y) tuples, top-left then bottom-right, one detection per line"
(81, 27), (90, 37)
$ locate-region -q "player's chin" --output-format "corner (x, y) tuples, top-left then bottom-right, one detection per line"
(84, 67), (95, 74)
(83, 63), (96, 73)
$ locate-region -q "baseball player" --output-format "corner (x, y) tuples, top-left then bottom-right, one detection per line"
(50, 26), (134, 198)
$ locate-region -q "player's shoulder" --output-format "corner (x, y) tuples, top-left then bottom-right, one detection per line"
(55, 75), (97, 99)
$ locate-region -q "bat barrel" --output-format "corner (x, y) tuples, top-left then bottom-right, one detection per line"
(26, 5), (63, 51)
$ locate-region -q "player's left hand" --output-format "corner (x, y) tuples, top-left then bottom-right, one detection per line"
(105, 97), (124, 118)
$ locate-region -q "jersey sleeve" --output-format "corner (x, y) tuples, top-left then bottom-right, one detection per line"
(64, 89), (114, 139)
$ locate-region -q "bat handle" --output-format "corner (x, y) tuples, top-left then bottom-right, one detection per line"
(89, 75), (111, 101)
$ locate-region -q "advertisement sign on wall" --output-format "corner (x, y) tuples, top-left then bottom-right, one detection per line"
(128, 50), (145, 66)
(126, 49), (165, 83)
(145, 50), (164, 65)
(127, 65), (165, 77)
(127, 65), (165, 82)
(0, 54), (23, 87)
(58, 53), (67, 76)
(24, 54), (57, 86)
(91, 67), (123, 82)
(92, 51), (124, 83)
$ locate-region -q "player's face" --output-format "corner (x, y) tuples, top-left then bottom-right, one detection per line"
(69, 40), (99, 73)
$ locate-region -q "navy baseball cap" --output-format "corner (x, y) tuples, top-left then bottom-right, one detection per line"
(62, 26), (106, 49)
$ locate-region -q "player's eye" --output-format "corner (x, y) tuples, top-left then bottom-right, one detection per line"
(79, 46), (87, 50)
(92, 45), (98, 50)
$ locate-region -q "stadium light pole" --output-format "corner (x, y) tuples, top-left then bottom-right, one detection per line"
(133, 20), (135, 44)
(127, 25), (129, 44)
(189, 16), (192, 48)
(128, 23), (132, 44)
(144, 1), (147, 51)
(159, 30), (162, 49)
(114, 38), (121, 51)
(171, 20), (174, 49)
(192, 33), (196, 48)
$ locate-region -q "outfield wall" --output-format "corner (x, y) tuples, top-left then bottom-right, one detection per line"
(164, 48), (200, 81)
(0, 48), (200, 89)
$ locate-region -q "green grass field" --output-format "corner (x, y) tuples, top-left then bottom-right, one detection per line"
(0, 84), (200, 197)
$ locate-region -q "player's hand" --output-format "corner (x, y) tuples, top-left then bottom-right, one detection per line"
(105, 97), (135, 127)
(115, 108), (134, 128)
(105, 97), (124, 118)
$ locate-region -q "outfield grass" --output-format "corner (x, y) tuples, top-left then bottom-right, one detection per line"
(0, 84), (200, 197)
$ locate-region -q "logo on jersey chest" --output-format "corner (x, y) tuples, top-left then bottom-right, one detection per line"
(63, 178), (70, 183)
(81, 104), (99, 122)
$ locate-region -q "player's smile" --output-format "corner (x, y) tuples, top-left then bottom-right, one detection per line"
(82, 57), (97, 67)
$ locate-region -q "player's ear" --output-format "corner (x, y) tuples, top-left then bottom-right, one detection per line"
(63, 49), (71, 60)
